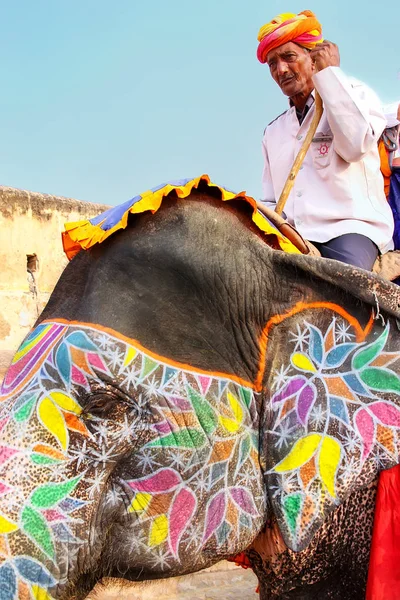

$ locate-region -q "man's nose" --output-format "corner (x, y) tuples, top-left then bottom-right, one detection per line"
(276, 60), (289, 77)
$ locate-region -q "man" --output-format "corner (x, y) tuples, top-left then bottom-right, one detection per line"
(258, 10), (394, 270)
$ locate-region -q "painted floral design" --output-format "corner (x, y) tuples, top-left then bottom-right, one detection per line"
(268, 313), (400, 551)
(0, 321), (263, 598)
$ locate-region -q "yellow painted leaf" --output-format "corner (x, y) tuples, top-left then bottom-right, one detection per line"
(0, 514), (18, 534)
(149, 514), (169, 547)
(49, 391), (82, 415)
(128, 492), (152, 514)
(38, 397), (68, 451)
(274, 433), (321, 473)
(227, 392), (243, 424)
(31, 585), (53, 600)
(219, 416), (240, 433)
(123, 347), (137, 367)
(291, 353), (316, 373)
(318, 436), (341, 498)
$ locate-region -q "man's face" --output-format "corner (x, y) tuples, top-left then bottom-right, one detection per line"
(266, 42), (315, 99)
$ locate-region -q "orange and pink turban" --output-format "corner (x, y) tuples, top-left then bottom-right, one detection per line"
(257, 10), (323, 64)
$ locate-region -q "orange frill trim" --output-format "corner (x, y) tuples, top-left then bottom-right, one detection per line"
(62, 175), (300, 260)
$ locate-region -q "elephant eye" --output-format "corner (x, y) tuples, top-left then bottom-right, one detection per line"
(83, 394), (114, 418)
(81, 382), (138, 421)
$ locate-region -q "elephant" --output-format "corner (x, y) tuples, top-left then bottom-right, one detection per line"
(1, 175), (400, 600)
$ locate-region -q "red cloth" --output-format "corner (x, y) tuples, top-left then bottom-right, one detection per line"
(228, 552), (253, 569)
(366, 465), (400, 599)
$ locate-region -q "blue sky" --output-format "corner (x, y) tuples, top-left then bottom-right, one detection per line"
(0, 1), (399, 206)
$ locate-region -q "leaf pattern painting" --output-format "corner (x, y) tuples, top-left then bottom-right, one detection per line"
(267, 307), (400, 551)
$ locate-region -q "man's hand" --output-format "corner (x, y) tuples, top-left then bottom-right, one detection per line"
(310, 41), (340, 72)
(397, 103), (400, 122)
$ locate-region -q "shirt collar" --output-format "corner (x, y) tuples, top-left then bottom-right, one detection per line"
(290, 91), (315, 125)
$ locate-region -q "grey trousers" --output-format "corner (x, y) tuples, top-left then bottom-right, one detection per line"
(310, 233), (379, 271)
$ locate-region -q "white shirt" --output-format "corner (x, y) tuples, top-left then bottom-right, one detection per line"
(261, 66), (394, 252)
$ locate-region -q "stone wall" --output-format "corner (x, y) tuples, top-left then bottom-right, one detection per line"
(0, 186), (109, 380)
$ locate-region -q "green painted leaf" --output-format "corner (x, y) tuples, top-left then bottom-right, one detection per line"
(14, 396), (36, 422)
(239, 387), (252, 409)
(283, 494), (302, 534)
(359, 367), (400, 393)
(30, 476), (81, 509)
(239, 436), (251, 467)
(148, 429), (206, 449)
(21, 506), (54, 558)
(250, 433), (259, 449)
(141, 357), (158, 379)
(187, 386), (217, 434)
(31, 454), (60, 466)
(352, 325), (390, 370)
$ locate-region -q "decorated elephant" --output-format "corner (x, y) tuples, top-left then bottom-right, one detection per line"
(1, 175), (400, 600)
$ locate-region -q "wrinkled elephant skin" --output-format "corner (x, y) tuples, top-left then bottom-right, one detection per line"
(1, 191), (400, 600)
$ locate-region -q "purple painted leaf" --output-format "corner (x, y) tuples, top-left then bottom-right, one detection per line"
(128, 468), (181, 494)
(203, 491), (226, 543)
(169, 488), (197, 556)
(167, 396), (192, 411)
(297, 384), (316, 425)
(230, 487), (258, 516)
(355, 408), (375, 461)
(272, 377), (307, 404)
(153, 420), (175, 435)
(369, 401), (400, 428)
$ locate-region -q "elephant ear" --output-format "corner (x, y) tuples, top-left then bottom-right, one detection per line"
(265, 307), (400, 552)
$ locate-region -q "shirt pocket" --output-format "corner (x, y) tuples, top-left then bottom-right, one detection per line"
(311, 133), (334, 169)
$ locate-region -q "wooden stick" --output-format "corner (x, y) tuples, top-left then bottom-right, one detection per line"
(275, 92), (324, 216)
(256, 201), (311, 255)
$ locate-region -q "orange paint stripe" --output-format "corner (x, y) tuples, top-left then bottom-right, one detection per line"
(41, 319), (256, 390)
(255, 302), (374, 392)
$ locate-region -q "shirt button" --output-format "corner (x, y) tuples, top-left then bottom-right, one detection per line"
(296, 191), (303, 197)
(297, 219), (303, 226)
(297, 134), (303, 140)
(299, 165), (304, 170)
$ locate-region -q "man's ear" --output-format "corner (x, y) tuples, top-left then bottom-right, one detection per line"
(307, 49), (316, 73)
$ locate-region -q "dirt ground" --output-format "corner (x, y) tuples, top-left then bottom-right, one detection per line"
(87, 562), (259, 600)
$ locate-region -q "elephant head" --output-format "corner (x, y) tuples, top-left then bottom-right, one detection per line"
(1, 178), (400, 599)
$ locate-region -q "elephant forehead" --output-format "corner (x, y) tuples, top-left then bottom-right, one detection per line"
(264, 302), (400, 552)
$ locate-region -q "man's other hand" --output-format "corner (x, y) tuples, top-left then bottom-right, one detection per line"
(310, 41), (340, 72)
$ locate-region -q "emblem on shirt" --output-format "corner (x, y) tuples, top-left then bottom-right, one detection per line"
(317, 142), (330, 156)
